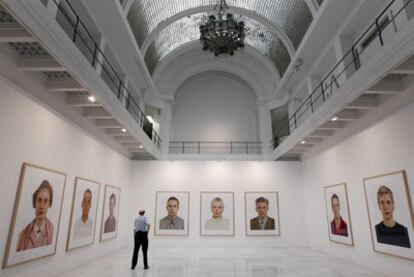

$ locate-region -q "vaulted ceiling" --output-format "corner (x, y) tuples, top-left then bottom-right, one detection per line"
(126, 0), (317, 77)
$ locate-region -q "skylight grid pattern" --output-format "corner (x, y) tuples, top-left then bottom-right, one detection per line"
(145, 13), (291, 76)
(127, 0), (312, 49)
(145, 13), (204, 73)
(244, 18), (291, 77)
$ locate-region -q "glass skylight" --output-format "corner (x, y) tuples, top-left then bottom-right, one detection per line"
(145, 13), (290, 77)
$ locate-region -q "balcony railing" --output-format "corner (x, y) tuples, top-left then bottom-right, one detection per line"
(170, 141), (263, 155)
(49, 0), (161, 149)
(272, 0), (413, 150)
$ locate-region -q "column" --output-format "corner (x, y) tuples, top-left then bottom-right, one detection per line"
(257, 101), (273, 154)
(159, 102), (173, 156)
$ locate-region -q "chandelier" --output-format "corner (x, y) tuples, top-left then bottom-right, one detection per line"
(199, 0), (246, 56)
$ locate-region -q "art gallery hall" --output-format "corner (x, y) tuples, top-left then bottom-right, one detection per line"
(1, 0), (414, 276)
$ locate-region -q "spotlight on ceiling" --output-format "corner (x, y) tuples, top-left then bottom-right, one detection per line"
(139, 145), (144, 149)
(88, 95), (96, 103)
(121, 128), (127, 133)
(301, 140), (306, 144)
(146, 116), (154, 124)
(331, 117), (338, 121)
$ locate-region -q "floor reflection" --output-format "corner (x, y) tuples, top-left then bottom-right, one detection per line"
(57, 248), (385, 277)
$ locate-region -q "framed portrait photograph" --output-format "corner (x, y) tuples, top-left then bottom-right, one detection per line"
(2, 163), (67, 269)
(245, 192), (280, 236)
(200, 192), (234, 236)
(66, 177), (101, 251)
(324, 183), (354, 246)
(100, 185), (121, 242)
(364, 170), (414, 260)
(154, 191), (190, 236)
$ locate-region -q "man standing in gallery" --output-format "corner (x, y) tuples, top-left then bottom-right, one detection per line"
(159, 197), (185, 229)
(131, 209), (150, 270)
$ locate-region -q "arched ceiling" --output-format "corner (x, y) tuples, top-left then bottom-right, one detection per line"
(144, 13), (291, 77)
(153, 43), (280, 101)
(126, 0), (313, 78)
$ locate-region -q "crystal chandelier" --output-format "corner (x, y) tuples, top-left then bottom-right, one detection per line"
(199, 0), (246, 56)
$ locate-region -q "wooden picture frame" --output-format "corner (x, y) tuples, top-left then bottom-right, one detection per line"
(363, 170), (414, 260)
(324, 183), (354, 246)
(244, 191), (280, 236)
(2, 162), (67, 269)
(66, 177), (101, 251)
(99, 185), (121, 242)
(154, 191), (190, 236)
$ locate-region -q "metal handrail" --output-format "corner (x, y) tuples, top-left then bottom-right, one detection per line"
(271, 0), (413, 149)
(170, 141), (263, 155)
(51, 0), (161, 149)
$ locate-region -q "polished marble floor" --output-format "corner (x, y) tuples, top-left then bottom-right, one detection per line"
(57, 248), (385, 277)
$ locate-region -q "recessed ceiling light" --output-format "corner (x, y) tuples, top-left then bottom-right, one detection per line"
(139, 145), (144, 149)
(146, 116), (154, 124)
(301, 140), (306, 144)
(121, 128), (127, 133)
(332, 117), (338, 121)
(88, 95), (96, 103)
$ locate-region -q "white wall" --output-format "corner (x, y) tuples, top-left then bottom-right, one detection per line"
(129, 161), (306, 248)
(303, 101), (414, 277)
(171, 73), (259, 142)
(0, 79), (130, 277)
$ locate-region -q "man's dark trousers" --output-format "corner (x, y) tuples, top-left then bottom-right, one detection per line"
(131, 231), (148, 269)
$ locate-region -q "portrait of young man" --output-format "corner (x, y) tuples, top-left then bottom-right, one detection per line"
(73, 189), (94, 239)
(330, 194), (348, 237)
(16, 180), (54, 252)
(159, 196), (185, 230)
(250, 197), (275, 230)
(104, 193), (117, 234)
(375, 185), (411, 248)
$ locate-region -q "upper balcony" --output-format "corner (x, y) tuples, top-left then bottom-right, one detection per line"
(271, 0), (414, 161)
(0, 0), (161, 159)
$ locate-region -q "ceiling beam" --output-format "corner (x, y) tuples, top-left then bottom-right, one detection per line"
(347, 95), (378, 110)
(95, 119), (123, 128)
(391, 60), (414, 75)
(0, 23), (36, 42)
(106, 128), (130, 135)
(365, 79), (404, 94)
(121, 142), (141, 147)
(46, 78), (86, 92)
(302, 137), (323, 144)
(83, 107), (113, 119)
(307, 130), (333, 137)
(113, 135), (136, 142)
(318, 121), (346, 129)
(66, 95), (101, 107)
(335, 109), (360, 121)
(18, 56), (65, 72)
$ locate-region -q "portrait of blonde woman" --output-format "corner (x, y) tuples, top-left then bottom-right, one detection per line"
(200, 192), (234, 236)
(205, 197), (230, 230)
